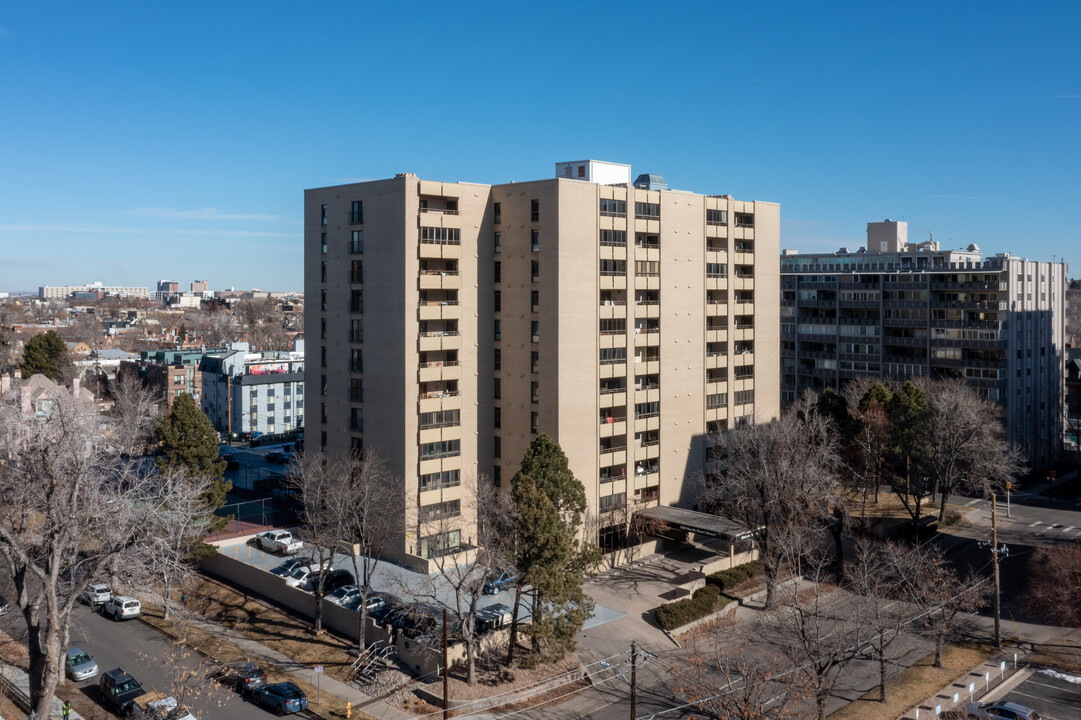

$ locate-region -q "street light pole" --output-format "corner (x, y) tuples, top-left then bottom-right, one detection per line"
(992, 494), (1001, 648)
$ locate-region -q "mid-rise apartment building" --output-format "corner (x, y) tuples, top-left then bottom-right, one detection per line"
(200, 341), (305, 439)
(306, 161), (780, 570)
(781, 220), (1067, 469)
(39, 283), (148, 300)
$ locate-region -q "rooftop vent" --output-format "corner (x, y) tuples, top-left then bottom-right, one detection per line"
(632, 173), (668, 191)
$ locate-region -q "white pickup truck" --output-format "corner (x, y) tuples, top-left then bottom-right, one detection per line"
(253, 529), (303, 555)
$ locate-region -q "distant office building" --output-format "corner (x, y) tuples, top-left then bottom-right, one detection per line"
(200, 341), (305, 438)
(191, 280), (209, 293)
(781, 220), (1067, 469)
(306, 161), (780, 568)
(157, 280), (180, 293)
(118, 348), (209, 411)
(39, 283), (148, 300)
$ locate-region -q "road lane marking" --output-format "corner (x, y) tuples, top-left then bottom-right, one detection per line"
(965, 499), (979, 507)
(1029, 521), (1041, 527)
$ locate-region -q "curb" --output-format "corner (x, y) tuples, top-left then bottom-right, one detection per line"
(979, 666), (1034, 703)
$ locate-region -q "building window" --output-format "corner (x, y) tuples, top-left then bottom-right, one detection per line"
(531, 290), (539, 312)
(494, 319), (501, 341)
(494, 377), (501, 399)
(494, 261), (501, 283)
(706, 209), (728, 226)
(600, 259), (626, 276)
(350, 407), (363, 432)
(420, 440), (460, 460)
(734, 389), (755, 405)
(321, 346), (327, 368)
(494, 348), (501, 370)
(531, 350), (539, 373)
(531, 230), (539, 252)
(494, 231), (501, 253)
(420, 470), (461, 491)
(494, 290), (501, 312)
(321, 375), (327, 395)
(530, 381), (539, 403)
(419, 530), (461, 559)
(320, 289), (326, 311)
(600, 229), (626, 247)
(493, 202), (501, 225)
(706, 263), (727, 278)
(599, 492), (626, 512)
(494, 407), (501, 429)
(321, 260), (327, 283)
(350, 200), (363, 224)
(321, 204), (327, 225)
(321, 431), (327, 448)
(351, 230), (363, 254)
(706, 393), (727, 409)
(420, 227), (461, 244)
(350, 378), (363, 402)
(350, 318), (363, 342)
(531, 261), (539, 281)
(419, 500), (461, 523)
(599, 198), (626, 217)
(320, 317), (327, 339)
(420, 409), (460, 430)
(351, 289), (363, 313)
(531, 411), (539, 434)
(493, 465), (501, 487)
(321, 232), (327, 254)
(635, 202), (660, 219)
(530, 199), (539, 222)
(320, 402), (327, 423)
(351, 348), (363, 372)
(493, 436), (501, 458)
(531, 320), (539, 343)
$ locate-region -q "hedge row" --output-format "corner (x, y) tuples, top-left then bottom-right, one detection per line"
(655, 585), (731, 630)
(705, 560), (764, 593)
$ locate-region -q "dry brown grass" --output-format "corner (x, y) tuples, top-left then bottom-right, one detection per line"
(828, 643), (995, 720)
(140, 584), (376, 720)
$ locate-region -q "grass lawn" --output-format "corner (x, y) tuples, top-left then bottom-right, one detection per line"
(828, 643), (995, 720)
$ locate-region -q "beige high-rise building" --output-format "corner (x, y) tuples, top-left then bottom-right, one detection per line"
(305, 161), (780, 571)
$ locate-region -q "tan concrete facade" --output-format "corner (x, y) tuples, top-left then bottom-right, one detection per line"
(306, 168), (780, 568)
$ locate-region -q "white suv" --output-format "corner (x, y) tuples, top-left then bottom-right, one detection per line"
(102, 596), (141, 621)
(80, 582), (112, 606)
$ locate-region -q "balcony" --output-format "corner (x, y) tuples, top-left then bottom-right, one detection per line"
(418, 361), (461, 383)
(634, 414), (660, 433)
(634, 330), (660, 347)
(634, 275), (661, 291)
(419, 271), (460, 290)
(600, 274), (627, 290)
(600, 418), (627, 438)
(419, 241), (462, 260)
(418, 302), (460, 321)
(418, 331), (461, 352)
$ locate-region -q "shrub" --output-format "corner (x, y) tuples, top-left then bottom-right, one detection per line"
(705, 560), (764, 593)
(655, 585), (728, 630)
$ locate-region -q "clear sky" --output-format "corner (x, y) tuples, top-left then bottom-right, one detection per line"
(1, 1), (1078, 293)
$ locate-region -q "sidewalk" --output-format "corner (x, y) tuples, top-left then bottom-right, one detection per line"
(897, 651), (1030, 719)
(170, 613), (413, 720)
(0, 663), (86, 720)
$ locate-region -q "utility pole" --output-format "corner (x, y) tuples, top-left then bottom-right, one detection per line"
(443, 607), (449, 720)
(630, 641), (637, 720)
(983, 494), (1008, 648)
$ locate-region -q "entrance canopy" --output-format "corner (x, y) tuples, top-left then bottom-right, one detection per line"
(635, 505), (753, 541)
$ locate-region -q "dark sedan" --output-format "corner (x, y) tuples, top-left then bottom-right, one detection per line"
(211, 661), (267, 695)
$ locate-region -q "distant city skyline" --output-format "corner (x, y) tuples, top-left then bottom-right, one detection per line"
(1, 1), (1078, 292)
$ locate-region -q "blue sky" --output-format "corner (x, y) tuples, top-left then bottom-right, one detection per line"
(1, 1), (1078, 293)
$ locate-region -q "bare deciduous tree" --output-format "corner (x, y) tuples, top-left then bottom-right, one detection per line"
(846, 540), (912, 703)
(899, 544), (983, 668)
(1025, 545), (1081, 627)
(919, 378), (1024, 521)
(0, 391), (213, 718)
(702, 394), (840, 609)
(109, 370), (165, 457)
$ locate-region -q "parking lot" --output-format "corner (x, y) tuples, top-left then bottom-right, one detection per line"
(996, 669), (1081, 720)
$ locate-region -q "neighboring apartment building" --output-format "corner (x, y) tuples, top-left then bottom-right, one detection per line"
(305, 161), (780, 569)
(200, 341), (305, 438)
(39, 283), (148, 299)
(191, 280), (209, 293)
(118, 348), (208, 411)
(781, 220), (1067, 470)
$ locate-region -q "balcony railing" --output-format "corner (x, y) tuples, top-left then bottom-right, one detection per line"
(419, 360), (460, 369)
(420, 390), (460, 399)
(419, 207), (459, 215)
(420, 236), (462, 246)
(600, 386), (626, 395)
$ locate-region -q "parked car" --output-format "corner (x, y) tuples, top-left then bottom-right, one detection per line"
(99, 668), (144, 716)
(210, 661), (267, 695)
(482, 570), (516, 595)
(964, 701), (1042, 720)
(316, 570), (355, 595)
(65, 648), (99, 681)
(102, 595), (142, 621)
(269, 557), (315, 577)
(80, 582), (113, 606)
(344, 593), (388, 614)
(251, 682), (308, 716)
(325, 584), (359, 606)
(370, 600), (407, 627)
(284, 566), (320, 589)
(254, 530), (303, 555)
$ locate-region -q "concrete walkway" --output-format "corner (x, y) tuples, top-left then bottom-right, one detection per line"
(897, 652), (1031, 719)
(0, 663), (86, 720)
(178, 614), (413, 720)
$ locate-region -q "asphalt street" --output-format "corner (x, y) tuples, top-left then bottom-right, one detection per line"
(65, 604), (274, 720)
(998, 670), (1081, 720)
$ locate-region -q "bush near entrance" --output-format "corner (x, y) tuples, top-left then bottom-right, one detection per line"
(705, 560), (764, 594)
(655, 585), (729, 630)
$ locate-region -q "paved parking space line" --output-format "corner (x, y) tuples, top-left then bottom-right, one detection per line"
(1063, 526), (1075, 533)
(1029, 521), (1041, 527)
(1026, 679), (1081, 696)
(965, 499), (980, 507)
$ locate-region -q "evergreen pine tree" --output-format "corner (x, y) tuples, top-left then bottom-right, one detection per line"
(155, 393), (230, 532)
(20, 330), (72, 382)
(511, 434), (599, 663)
